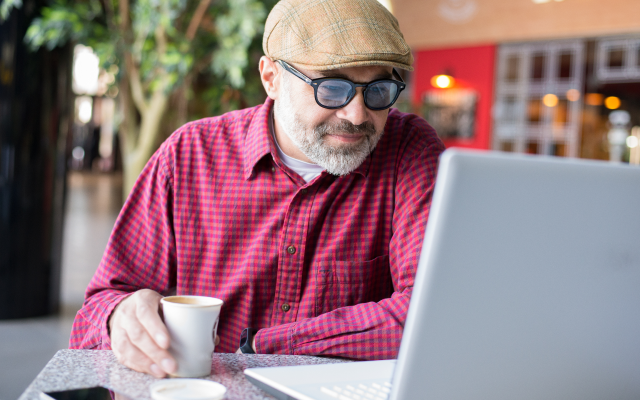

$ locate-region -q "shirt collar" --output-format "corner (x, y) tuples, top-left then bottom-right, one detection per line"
(243, 98), (276, 180)
(243, 97), (372, 180)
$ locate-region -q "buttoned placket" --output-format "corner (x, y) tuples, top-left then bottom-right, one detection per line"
(269, 164), (318, 326)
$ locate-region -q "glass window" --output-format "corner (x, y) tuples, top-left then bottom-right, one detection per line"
(506, 55), (520, 82)
(526, 141), (539, 154)
(500, 142), (514, 152)
(558, 53), (573, 79)
(503, 96), (519, 122)
(607, 48), (625, 68)
(527, 98), (542, 123)
(531, 53), (545, 81)
(552, 143), (566, 157)
(554, 98), (569, 125)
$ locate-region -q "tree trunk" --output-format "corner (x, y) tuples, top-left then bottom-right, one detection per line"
(122, 89), (170, 197)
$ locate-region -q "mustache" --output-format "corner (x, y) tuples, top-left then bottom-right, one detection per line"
(315, 120), (377, 136)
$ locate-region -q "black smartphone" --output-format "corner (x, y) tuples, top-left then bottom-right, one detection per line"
(40, 386), (134, 400)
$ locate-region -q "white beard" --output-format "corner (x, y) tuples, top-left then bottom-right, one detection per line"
(273, 76), (384, 176)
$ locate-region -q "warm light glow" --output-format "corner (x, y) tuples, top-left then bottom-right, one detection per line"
(585, 93), (604, 106)
(543, 94), (558, 107)
(627, 136), (639, 148)
(605, 96), (621, 110)
(73, 45), (99, 95)
(566, 89), (580, 102)
(76, 96), (93, 124)
(431, 75), (455, 89)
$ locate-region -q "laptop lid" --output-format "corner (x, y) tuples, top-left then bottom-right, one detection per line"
(392, 149), (640, 400)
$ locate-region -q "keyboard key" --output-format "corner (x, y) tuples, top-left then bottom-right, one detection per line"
(365, 394), (374, 399)
(343, 391), (352, 396)
(339, 396), (351, 400)
(333, 387), (343, 393)
(383, 382), (392, 387)
(321, 387), (339, 398)
(346, 385), (356, 391)
(381, 387), (390, 393)
(372, 383), (381, 389)
(359, 384), (368, 390)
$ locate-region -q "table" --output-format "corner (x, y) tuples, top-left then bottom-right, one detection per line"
(19, 350), (351, 400)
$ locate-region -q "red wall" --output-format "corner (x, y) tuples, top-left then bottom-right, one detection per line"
(413, 45), (496, 150)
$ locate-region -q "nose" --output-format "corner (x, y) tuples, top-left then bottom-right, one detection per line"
(335, 88), (369, 126)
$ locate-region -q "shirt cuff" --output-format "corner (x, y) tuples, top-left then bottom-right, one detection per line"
(254, 322), (298, 355)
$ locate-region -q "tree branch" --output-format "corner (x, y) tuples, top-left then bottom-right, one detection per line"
(185, 0), (212, 40)
(119, 0), (129, 32)
(101, 0), (115, 32)
(125, 52), (149, 113)
(155, 25), (167, 56)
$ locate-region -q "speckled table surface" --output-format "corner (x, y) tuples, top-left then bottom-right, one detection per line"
(19, 350), (351, 400)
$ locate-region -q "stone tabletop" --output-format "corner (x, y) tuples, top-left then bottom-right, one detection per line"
(19, 350), (351, 400)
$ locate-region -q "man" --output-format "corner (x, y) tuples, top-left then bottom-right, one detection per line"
(70, 0), (445, 379)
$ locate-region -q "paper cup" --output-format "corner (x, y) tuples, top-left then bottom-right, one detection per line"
(161, 296), (223, 378)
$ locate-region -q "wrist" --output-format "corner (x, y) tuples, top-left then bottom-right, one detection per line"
(107, 293), (132, 337)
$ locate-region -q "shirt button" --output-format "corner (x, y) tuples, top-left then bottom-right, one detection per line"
(271, 167), (275, 172)
(287, 245), (296, 255)
(301, 188), (307, 194)
(281, 303), (291, 312)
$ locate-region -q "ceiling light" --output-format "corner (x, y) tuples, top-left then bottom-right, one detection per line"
(605, 96), (621, 110)
(543, 94), (558, 107)
(431, 75), (455, 89)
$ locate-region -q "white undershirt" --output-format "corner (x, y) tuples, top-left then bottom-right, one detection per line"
(270, 111), (324, 183)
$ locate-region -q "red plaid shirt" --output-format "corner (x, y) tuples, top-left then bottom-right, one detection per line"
(70, 98), (444, 360)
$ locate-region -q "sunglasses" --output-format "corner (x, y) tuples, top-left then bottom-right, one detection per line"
(276, 60), (406, 111)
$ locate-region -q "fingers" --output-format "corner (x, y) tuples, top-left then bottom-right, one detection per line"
(113, 328), (159, 377)
(135, 290), (170, 349)
(110, 289), (177, 378)
(120, 312), (175, 375)
(215, 335), (220, 346)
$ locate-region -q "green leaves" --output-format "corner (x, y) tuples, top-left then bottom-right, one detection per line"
(12, 0), (275, 119)
(0, 0), (22, 21)
(24, 0), (107, 51)
(212, 0), (266, 88)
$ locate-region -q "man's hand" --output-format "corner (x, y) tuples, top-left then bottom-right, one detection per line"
(109, 289), (176, 378)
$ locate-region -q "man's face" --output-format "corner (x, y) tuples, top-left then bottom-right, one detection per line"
(273, 62), (392, 176)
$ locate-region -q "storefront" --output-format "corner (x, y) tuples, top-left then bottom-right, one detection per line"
(394, 0), (640, 162)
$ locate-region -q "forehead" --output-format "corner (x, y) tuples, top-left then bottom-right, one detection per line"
(303, 64), (394, 83)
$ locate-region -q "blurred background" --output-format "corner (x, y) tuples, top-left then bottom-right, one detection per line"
(1, 0), (639, 398)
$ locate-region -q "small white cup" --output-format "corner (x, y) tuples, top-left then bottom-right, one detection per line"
(160, 295), (223, 378)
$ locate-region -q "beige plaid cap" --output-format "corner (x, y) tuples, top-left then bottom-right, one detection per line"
(263, 0), (414, 71)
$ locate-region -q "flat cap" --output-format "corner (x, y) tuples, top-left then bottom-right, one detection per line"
(263, 0), (414, 71)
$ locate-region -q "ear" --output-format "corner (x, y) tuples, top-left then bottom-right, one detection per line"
(259, 56), (281, 101)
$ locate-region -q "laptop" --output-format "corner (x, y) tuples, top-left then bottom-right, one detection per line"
(244, 149), (640, 400)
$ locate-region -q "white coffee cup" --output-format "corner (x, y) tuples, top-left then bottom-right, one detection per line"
(160, 295), (223, 378)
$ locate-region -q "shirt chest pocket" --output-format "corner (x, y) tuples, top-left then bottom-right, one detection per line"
(315, 254), (392, 316)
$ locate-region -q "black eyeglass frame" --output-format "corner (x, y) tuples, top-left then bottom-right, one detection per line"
(276, 60), (406, 111)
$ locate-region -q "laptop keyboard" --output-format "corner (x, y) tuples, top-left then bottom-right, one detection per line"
(320, 381), (392, 400)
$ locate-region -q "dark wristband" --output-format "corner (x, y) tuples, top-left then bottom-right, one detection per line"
(239, 328), (258, 354)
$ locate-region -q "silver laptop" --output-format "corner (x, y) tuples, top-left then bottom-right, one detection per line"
(244, 149), (640, 400)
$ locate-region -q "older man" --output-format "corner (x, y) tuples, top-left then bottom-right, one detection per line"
(70, 0), (444, 378)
